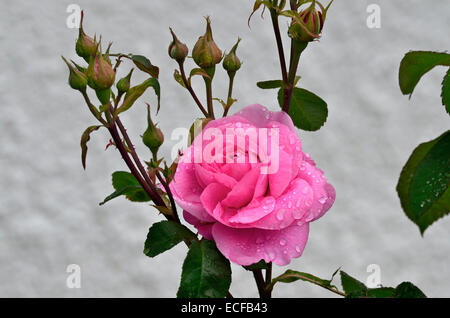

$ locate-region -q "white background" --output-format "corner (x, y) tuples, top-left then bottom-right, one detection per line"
(0, 0), (449, 297)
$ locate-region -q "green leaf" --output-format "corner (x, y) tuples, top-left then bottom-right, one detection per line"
(367, 287), (395, 298)
(173, 69), (186, 88)
(243, 260), (268, 271)
(177, 240), (231, 298)
(399, 51), (450, 97)
(340, 271), (367, 297)
(441, 68), (450, 114)
(393, 282), (426, 298)
(130, 54), (159, 79)
(256, 80), (283, 89)
(143, 221), (196, 257)
(397, 130), (450, 234)
(270, 269), (341, 295)
(116, 78), (160, 115)
(100, 171), (150, 205)
(340, 271), (426, 298)
(80, 125), (102, 170)
(188, 68), (211, 85)
(277, 87), (328, 131)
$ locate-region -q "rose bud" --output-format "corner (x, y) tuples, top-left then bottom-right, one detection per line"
(116, 68), (134, 95)
(61, 56), (88, 91)
(288, 0), (332, 43)
(192, 17), (222, 69)
(168, 28), (189, 63)
(75, 11), (97, 63)
(223, 38), (242, 74)
(86, 42), (116, 90)
(142, 105), (164, 156)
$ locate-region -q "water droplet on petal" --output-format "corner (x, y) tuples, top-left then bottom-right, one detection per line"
(318, 196), (327, 204)
(276, 209), (285, 221)
(287, 201), (293, 208)
(280, 239), (286, 246)
(295, 245), (302, 253)
(293, 209), (303, 219)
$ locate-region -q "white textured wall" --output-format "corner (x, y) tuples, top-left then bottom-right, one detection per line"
(0, 0), (449, 297)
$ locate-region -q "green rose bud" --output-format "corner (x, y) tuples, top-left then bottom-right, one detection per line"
(223, 38), (242, 74)
(86, 42), (116, 90)
(75, 11), (97, 63)
(142, 105), (164, 156)
(192, 17), (222, 69)
(61, 56), (88, 91)
(116, 68), (134, 95)
(168, 28), (189, 63)
(288, 0), (332, 43)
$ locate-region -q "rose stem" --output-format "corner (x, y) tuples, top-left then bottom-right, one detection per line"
(204, 76), (215, 119)
(253, 269), (270, 298)
(155, 170), (180, 223)
(223, 72), (235, 117)
(265, 262), (273, 297)
(114, 116), (168, 206)
(178, 62), (209, 118)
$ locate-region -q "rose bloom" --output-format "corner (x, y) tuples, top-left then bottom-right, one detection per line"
(170, 104), (335, 266)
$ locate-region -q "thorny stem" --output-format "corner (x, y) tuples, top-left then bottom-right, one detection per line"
(114, 116), (168, 209)
(155, 170), (180, 223)
(178, 62), (209, 118)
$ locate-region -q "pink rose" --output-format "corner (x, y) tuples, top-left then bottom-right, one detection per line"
(170, 104), (335, 266)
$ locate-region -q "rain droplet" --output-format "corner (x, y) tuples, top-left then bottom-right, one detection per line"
(276, 209), (285, 221)
(295, 245), (302, 252)
(293, 209), (303, 219)
(280, 239), (286, 246)
(287, 201), (293, 208)
(318, 196), (327, 204)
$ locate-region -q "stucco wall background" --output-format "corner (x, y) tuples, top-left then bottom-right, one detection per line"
(0, 0), (449, 297)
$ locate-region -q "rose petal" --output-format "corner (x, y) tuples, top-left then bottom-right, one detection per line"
(234, 104), (296, 132)
(222, 165), (261, 209)
(268, 149), (294, 198)
(200, 182), (230, 216)
(170, 159), (215, 222)
(251, 178), (314, 230)
(212, 222), (309, 266)
(227, 196), (275, 224)
(297, 159), (335, 222)
(183, 210), (214, 240)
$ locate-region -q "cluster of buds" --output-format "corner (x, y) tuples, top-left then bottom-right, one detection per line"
(63, 11), (116, 105)
(288, 0), (332, 43)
